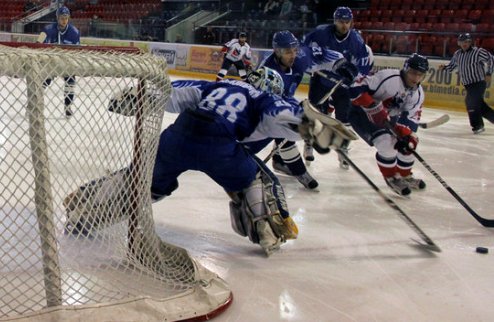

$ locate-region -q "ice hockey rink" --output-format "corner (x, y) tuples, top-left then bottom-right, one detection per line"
(150, 75), (494, 321)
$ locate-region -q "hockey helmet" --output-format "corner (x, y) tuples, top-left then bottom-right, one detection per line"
(458, 33), (473, 42)
(272, 30), (299, 49)
(247, 67), (284, 96)
(403, 53), (429, 73)
(239, 32), (247, 38)
(56, 6), (70, 17)
(333, 7), (353, 21)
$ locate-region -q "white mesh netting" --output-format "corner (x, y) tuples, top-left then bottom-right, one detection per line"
(0, 43), (231, 321)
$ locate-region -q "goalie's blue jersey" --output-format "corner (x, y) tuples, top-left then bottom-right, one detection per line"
(258, 45), (343, 98)
(167, 79), (304, 143)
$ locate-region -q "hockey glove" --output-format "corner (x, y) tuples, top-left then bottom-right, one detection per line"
(108, 87), (138, 116)
(332, 58), (359, 86)
(365, 101), (389, 127)
(352, 92), (389, 127)
(393, 124), (418, 155)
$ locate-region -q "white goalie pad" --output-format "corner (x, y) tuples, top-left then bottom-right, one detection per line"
(229, 175), (298, 249)
(63, 169), (131, 236)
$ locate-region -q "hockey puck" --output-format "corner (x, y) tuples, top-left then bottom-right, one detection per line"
(476, 247), (489, 254)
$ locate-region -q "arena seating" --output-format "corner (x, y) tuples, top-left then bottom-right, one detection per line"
(361, 0), (494, 57)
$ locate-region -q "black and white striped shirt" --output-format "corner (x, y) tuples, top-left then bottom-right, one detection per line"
(443, 46), (494, 85)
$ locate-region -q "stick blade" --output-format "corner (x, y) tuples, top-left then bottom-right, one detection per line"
(419, 114), (450, 129)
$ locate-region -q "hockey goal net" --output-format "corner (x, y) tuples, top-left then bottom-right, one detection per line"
(0, 42), (231, 321)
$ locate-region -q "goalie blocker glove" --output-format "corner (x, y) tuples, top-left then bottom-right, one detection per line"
(298, 100), (358, 153)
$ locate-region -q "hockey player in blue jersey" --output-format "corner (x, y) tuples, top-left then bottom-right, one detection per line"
(302, 6), (372, 168)
(64, 67), (357, 256)
(37, 6), (80, 117)
(247, 30), (358, 190)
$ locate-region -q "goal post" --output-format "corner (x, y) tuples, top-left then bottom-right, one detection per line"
(0, 42), (232, 321)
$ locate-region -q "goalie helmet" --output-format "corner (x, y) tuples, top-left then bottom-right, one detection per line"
(333, 7), (353, 21)
(272, 30), (299, 49)
(403, 53), (429, 73)
(247, 67), (284, 96)
(56, 6), (70, 17)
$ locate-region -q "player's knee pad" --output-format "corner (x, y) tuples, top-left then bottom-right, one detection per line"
(373, 133), (397, 159)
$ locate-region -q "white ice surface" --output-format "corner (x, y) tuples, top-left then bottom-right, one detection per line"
(152, 75), (494, 322)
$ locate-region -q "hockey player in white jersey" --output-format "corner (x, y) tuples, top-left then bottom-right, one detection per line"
(349, 53), (429, 196)
(64, 67), (357, 256)
(216, 32), (252, 81)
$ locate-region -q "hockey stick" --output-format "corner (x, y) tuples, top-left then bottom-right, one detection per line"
(336, 150), (441, 252)
(386, 123), (494, 227)
(314, 72), (344, 105)
(411, 150), (494, 227)
(263, 139), (288, 163)
(418, 114), (450, 129)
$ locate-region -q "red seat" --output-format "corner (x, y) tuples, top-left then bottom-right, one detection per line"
(418, 22), (433, 31)
(458, 23), (474, 33)
(381, 10), (393, 22)
(475, 23), (491, 33)
(435, 0), (449, 10)
(392, 10), (405, 23)
(455, 9), (469, 19)
(480, 9), (494, 23)
(415, 10), (428, 23)
(371, 21), (384, 30)
(403, 10), (416, 23)
(468, 10), (482, 23)
(439, 10), (455, 23)
(481, 38), (494, 51)
(446, 23), (460, 32)
(427, 9), (441, 23)
(409, 22), (420, 31)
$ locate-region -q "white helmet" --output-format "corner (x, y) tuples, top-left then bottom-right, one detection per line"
(247, 66), (284, 96)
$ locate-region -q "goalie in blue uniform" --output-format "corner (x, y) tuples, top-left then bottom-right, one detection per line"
(63, 67), (358, 256)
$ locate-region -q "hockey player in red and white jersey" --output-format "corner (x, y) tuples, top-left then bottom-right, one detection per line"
(349, 53), (429, 196)
(216, 32), (252, 81)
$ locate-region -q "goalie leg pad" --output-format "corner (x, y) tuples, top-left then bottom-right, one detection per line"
(64, 168), (130, 235)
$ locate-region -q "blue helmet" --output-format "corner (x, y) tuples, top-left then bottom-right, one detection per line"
(333, 7), (353, 21)
(56, 6), (70, 17)
(272, 30), (299, 50)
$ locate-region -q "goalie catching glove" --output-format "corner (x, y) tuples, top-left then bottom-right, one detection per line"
(298, 99), (358, 153)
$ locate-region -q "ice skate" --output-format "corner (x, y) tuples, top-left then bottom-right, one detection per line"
(403, 174), (426, 190)
(385, 176), (411, 196)
(295, 172), (319, 190)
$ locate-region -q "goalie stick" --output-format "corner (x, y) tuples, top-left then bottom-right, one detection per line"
(418, 114), (450, 129)
(336, 150), (441, 252)
(386, 122), (494, 228)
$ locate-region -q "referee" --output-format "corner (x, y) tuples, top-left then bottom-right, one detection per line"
(439, 33), (494, 134)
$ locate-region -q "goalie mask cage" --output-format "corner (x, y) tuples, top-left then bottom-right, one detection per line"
(0, 42), (232, 321)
